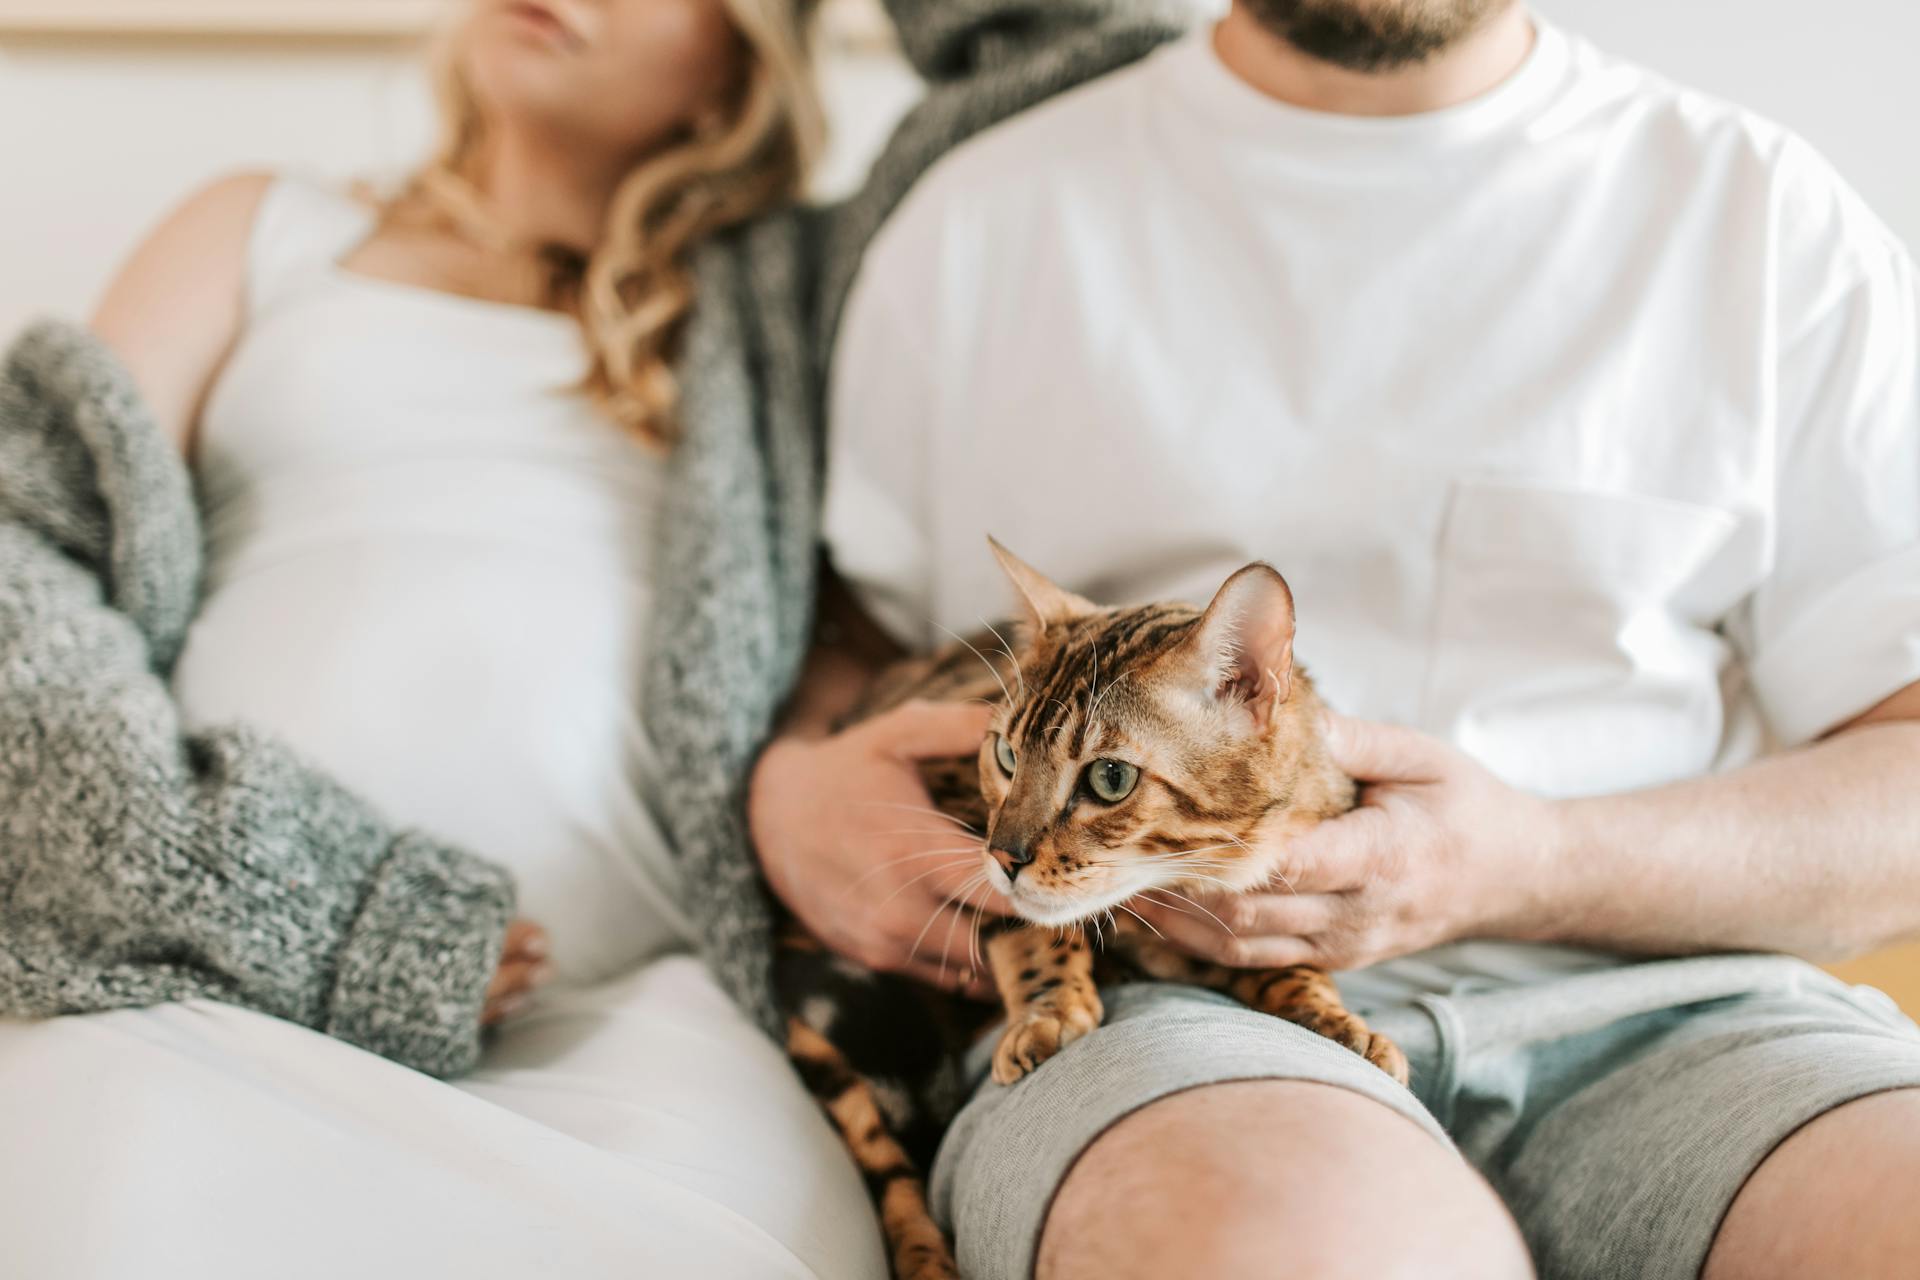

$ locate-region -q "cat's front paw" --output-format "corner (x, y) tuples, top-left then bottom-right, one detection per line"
(991, 1000), (1102, 1085)
(1360, 1028), (1410, 1086)
(1323, 1013), (1410, 1087)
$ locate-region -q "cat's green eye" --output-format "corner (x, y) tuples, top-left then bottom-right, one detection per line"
(994, 734), (1018, 777)
(1086, 758), (1140, 804)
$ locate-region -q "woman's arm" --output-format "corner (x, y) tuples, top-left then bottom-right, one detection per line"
(91, 172), (271, 453)
(0, 317), (531, 1077)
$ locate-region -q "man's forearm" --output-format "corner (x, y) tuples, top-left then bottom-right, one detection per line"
(1530, 718), (1920, 960)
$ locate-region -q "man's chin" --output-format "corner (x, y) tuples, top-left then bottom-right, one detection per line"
(1243, 0), (1514, 74)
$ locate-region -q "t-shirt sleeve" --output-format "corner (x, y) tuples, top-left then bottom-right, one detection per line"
(1736, 139), (1920, 745)
(822, 231), (940, 652)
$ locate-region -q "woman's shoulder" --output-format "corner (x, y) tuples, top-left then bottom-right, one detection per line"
(174, 170), (279, 221)
(90, 172), (284, 448)
(144, 170), (281, 268)
(101, 170), (329, 314)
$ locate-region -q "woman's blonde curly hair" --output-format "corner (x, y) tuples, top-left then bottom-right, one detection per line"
(390, 1), (824, 446)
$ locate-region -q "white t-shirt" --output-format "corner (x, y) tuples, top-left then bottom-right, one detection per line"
(823, 23), (1920, 996)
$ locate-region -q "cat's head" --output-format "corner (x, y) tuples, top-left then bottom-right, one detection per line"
(975, 540), (1350, 928)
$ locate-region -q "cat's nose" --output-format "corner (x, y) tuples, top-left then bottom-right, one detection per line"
(990, 842), (1035, 883)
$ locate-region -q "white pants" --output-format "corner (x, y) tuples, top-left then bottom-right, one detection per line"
(0, 956), (887, 1280)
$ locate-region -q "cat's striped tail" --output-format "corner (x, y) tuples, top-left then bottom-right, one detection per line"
(785, 1017), (960, 1280)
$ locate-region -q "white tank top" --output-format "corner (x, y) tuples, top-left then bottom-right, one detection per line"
(172, 175), (692, 984)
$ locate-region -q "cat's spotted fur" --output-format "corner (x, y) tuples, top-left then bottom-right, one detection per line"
(778, 543), (1404, 1280)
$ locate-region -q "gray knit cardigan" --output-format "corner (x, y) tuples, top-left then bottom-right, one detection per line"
(0, 321), (515, 1077)
(647, 0), (1186, 1036)
(0, 0), (1185, 1072)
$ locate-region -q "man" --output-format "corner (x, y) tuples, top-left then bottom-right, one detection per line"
(750, 1), (1920, 1275)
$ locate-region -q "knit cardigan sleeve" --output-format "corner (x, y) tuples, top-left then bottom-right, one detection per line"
(645, 2), (1192, 1036)
(0, 321), (514, 1079)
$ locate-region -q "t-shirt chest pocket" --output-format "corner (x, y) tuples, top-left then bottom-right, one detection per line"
(1419, 478), (1747, 796)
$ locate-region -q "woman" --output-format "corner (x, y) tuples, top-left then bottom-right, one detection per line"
(0, 3), (886, 1276)
(0, 0), (1186, 1274)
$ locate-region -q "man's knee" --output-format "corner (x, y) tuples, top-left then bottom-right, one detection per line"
(1036, 1079), (1532, 1280)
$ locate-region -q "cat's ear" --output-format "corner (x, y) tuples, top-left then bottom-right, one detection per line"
(1179, 563), (1296, 731)
(988, 537), (1097, 633)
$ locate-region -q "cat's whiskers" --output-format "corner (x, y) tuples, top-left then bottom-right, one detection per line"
(912, 869), (990, 976)
(1140, 889), (1194, 918)
(938, 877), (989, 983)
(1132, 846), (1241, 863)
(1114, 901), (1165, 941)
(1224, 831), (1298, 895)
(857, 801), (982, 836)
(977, 617), (1027, 702)
(876, 859), (985, 910)
(1161, 841), (1250, 859)
(937, 623), (1015, 707)
(1094, 856), (1235, 874)
(966, 882), (991, 978)
(845, 847), (986, 894)
(1152, 887), (1239, 938)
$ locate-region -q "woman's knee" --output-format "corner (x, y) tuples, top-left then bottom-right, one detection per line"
(1036, 1079), (1532, 1280)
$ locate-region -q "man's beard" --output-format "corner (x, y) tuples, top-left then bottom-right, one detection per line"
(1241, 0), (1514, 72)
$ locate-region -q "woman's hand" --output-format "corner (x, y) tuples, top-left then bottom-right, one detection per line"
(1136, 714), (1560, 971)
(482, 919), (553, 1025)
(750, 701), (1006, 995)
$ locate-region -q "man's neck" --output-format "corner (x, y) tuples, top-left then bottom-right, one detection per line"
(1214, 4), (1535, 118)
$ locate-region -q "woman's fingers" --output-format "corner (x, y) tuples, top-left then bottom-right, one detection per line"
(482, 966), (546, 1026)
(486, 958), (551, 1001)
(483, 923), (555, 1026)
(501, 918), (550, 963)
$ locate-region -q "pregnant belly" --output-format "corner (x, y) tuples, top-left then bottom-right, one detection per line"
(171, 540), (690, 982)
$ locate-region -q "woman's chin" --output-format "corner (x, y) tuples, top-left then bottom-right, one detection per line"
(464, 42), (584, 124)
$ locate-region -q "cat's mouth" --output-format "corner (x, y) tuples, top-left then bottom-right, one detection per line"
(993, 861), (1171, 929)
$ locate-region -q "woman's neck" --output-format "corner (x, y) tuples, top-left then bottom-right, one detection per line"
(473, 124), (629, 253)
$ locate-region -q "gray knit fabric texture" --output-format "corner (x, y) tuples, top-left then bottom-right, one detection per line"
(0, 321), (515, 1079)
(645, 0), (1189, 1035)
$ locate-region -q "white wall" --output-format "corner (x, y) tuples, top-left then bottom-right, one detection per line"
(0, 29), (919, 339)
(1537, 0), (1920, 251)
(1, 3), (1915, 340)
(0, 35), (428, 338)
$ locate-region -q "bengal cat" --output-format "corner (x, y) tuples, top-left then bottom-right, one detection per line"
(777, 541), (1406, 1280)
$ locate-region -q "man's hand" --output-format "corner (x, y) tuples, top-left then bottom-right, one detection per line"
(750, 701), (1007, 993)
(1137, 713), (1558, 971)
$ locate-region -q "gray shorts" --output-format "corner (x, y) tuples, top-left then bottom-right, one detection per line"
(927, 955), (1920, 1280)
